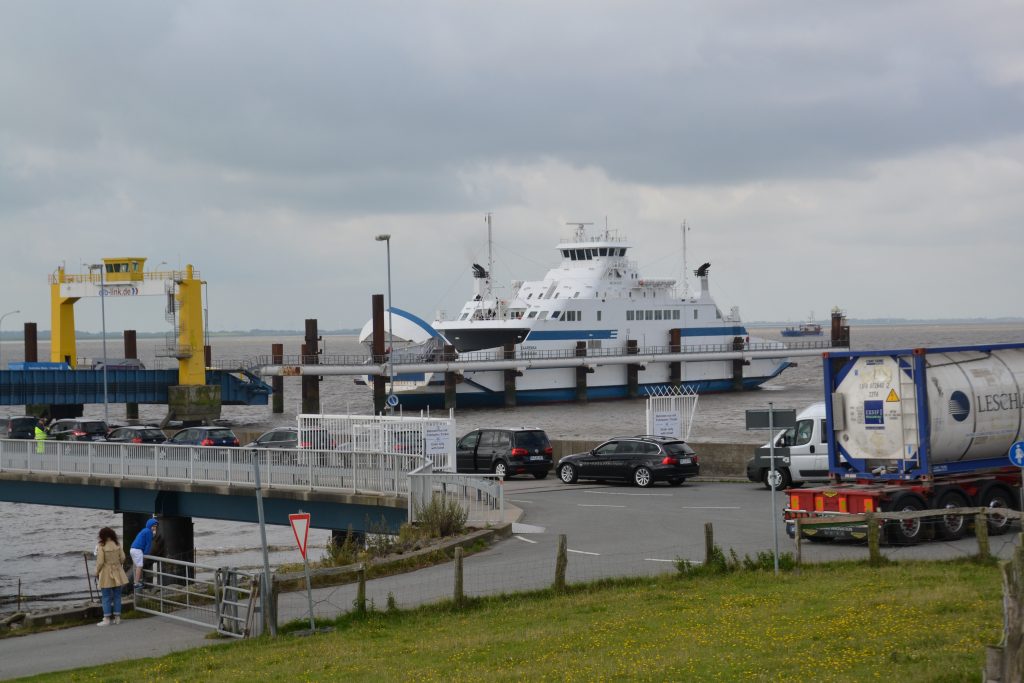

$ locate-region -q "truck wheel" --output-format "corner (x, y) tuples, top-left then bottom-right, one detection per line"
(978, 484), (1015, 536)
(762, 468), (792, 491)
(885, 494), (925, 545)
(935, 490), (970, 541)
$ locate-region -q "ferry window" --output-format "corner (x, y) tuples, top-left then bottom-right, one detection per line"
(527, 311), (538, 318)
(538, 311), (549, 320)
(527, 293), (533, 299)
(554, 292), (560, 299)
(693, 310), (698, 320)
(570, 251), (577, 261)
(716, 309), (722, 319)
(599, 248), (607, 256)
(459, 313), (469, 321)
(673, 310), (680, 320)
(551, 311), (560, 318)
(573, 292), (580, 298)
(575, 249), (584, 260)
(562, 250), (570, 258)
(654, 310), (663, 320)
(664, 309), (672, 318)
(645, 310), (653, 320)
(597, 311), (602, 321)
(627, 311), (634, 321)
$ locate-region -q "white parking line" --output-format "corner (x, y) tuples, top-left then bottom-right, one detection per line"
(678, 506), (741, 509)
(578, 504), (626, 508)
(509, 499), (534, 504)
(585, 490), (672, 497)
(514, 535), (538, 544)
(644, 558), (676, 563)
(567, 549), (600, 556)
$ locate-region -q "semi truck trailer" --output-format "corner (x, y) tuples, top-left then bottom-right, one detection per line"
(785, 343), (1024, 543)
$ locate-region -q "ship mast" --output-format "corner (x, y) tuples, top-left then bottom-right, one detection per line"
(681, 220), (690, 299)
(484, 212), (494, 301)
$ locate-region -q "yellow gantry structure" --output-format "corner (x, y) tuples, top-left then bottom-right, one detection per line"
(48, 258), (207, 386)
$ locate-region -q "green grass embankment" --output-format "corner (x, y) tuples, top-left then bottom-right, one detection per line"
(27, 559), (1002, 682)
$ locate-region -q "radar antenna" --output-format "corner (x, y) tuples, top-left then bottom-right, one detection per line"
(565, 221), (594, 241)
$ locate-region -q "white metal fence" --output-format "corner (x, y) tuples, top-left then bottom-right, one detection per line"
(298, 412), (456, 471)
(0, 438), (421, 496)
(407, 462), (505, 527)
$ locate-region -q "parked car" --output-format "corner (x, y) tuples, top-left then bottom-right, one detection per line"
(245, 427), (337, 465)
(167, 426), (240, 447)
(47, 418), (109, 442)
(556, 435), (699, 487)
(4, 415), (39, 439)
(456, 427), (553, 479)
(106, 426), (168, 444)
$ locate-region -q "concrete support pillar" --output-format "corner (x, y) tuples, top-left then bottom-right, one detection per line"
(331, 528), (365, 549)
(124, 330), (139, 421)
(626, 340), (640, 399)
(444, 342), (457, 410)
(503, 343), (517, 408)
(204, 345), (212, 368)
(574, 341), (588, 403)
(731, 336), (746, 391)
(371, 295), (386, 414)
(271, 343), (284, 414)
(158, 516), (196, 584)
(669, 329), (681, 388)
(301, 319), (320, 415)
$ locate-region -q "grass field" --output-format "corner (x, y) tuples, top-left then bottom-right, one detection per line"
(27, 559), (1003, 682)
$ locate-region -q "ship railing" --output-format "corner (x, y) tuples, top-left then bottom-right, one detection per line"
(241, 338), (837, 370)
(0, 438), (428, 498)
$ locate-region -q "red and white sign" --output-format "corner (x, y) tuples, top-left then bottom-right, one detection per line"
(289, 512), (311, 559)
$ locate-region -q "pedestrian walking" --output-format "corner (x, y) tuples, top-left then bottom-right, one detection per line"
(95, 527), (129, 626)
(129, 518), (158, 591)
(33, 418), (47, 454)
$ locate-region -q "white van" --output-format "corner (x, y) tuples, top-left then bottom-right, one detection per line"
(745, 402), (830, 490)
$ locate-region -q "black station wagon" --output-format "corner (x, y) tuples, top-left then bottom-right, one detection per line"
(557, 435), (699, 487)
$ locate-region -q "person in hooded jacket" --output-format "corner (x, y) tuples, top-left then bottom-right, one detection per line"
(95, 527), (129, 626)
(129, 518), (158, 591)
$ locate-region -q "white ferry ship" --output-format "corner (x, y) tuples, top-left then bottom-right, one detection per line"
(358, 222), (792, 408)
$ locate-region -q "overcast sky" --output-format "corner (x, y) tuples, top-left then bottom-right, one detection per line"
(2, 1), (1023, 335)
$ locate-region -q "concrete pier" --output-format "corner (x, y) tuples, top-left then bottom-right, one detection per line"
(124, 330), (139, 421)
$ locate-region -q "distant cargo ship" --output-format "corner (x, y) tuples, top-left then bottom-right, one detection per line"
(780, 314), (823, 338)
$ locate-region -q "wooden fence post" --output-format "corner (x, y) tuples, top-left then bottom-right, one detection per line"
(975, 510), (991, 561)
(985, 532), (1024, 682)
(866, 512), (882, 565)
(454, 547), (464, 607)
(704, 522), (715, 565)
(794, 520), (802, 573)
(356, 564), (367, 614)
(554, 534), (567, 593)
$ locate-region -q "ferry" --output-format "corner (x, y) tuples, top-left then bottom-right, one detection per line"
(357, 221), (792, 408)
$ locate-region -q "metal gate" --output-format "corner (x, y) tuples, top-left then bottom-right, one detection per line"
(644, 385), (699, 440)
(134, 555), (264, 638)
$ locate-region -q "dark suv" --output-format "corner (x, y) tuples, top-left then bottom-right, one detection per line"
(456, 428), (553, 479)
(557, 435), (699, 487)
(47, 419), (109, 442)
(4, 416), (39, 439)
(168, 426), (240, 447)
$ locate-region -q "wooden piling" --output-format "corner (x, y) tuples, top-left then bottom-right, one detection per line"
(24, 322), (37, 362)
(301, 319), (321, 414)
(503, 343), (517, 407)
(271, 343), (284, 414)
(356, 564), (367, 614)
(669, 328), (681, 388)
(866, 512), (882, 565)
(574, 342), (588, 403)
(626, 339), (639, 398)
(124, 330), (139, 420)
(704, 522), (715, 564)
(371, 295), (386, 414)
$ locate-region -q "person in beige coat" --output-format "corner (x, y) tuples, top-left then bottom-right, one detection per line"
(95, 527), (129, 626)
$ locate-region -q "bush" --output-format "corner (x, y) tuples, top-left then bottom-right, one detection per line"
(416, 493), (468, 538)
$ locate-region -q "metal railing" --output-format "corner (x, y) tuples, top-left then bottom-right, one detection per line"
(408, 462), (505, 527)
(135, 555), (261, 638)
(0, 438), (426, 497)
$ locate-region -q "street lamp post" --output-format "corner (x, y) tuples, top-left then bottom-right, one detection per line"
(88, 264), (110, 424)
(374, 234), (395, 407)
(0, 309), (20, 369)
